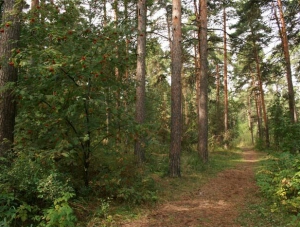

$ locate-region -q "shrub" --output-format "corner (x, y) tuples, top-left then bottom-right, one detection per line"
(257, 152), (300, 223)
(0, 150), (76, 226)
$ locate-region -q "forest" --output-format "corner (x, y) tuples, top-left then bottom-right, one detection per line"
(0, 0), (300, 226)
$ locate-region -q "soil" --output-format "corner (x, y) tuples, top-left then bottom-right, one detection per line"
(120, 148), (261, 227)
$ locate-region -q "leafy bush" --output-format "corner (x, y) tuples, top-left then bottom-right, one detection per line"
(257, 152), (300, 223)
(0, 150), (76, 226)
(0, 193), (18, 226)
(40, 192), (77, 227)
(90, 150), (158, 205)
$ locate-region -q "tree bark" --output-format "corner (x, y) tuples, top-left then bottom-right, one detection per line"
(0, 0), (21, 156)
(135, 0), (146, 163)
(169, 0), (182, 177)
(31, 0), (39, 8)
(223, 6), (229, 149)
(216, 64), (220, 105)
(247, 95), (254, 145)
(275, 0), (297, 123)
(253, 45), (270, 147)
(254, 90), (263, 141)
(197, 0), (208, 162)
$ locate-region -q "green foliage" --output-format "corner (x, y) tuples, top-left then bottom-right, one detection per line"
(90, 150), (158, 205)
(40, 193), (76, 227)
(0, 193), (18, 226)
(269, 96), (300, 152)
(208, 98), (242, 148)
(0, 149), (75, 226)
(256, 152), (300, 224)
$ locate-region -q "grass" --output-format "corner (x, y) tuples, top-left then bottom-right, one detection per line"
(237, 196), (298, 227)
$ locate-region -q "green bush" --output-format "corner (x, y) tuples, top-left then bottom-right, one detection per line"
(40, 192), (77, 227)
(257, 152), (300, 224)
(0, 150), (76, 226)
(88, 148), (158, 205)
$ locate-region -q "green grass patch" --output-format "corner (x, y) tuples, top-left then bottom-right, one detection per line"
(237, 197), (297, 227)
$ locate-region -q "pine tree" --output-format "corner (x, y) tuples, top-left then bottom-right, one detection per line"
(169, 0), (182, 177)
(0, 0), (21, 156)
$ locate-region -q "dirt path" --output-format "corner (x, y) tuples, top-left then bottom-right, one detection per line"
(120, 148), (260, 227)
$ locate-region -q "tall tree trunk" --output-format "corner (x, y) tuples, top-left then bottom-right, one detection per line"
(0, 0), (21, 156)
(103, 0), (107, 26)
(193, 0), (200, 133)
(275, 0), (297, 123)
(135, 0), (146, 163)
(198, 0), (208, 162)
(182, 74), (189, 128)
(247, 95), (254, 145)
(169, 0), (182, 177)
(216, 63), (220, 105)
(223, 6), (229, 149)
(253, 45), (270, 147)
(113, 0), (121, 143)
(254, 91), (263, 141)
(249, 22), (270, 147)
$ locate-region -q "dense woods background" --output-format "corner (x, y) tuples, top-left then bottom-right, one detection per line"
(0, 0), (300, 226)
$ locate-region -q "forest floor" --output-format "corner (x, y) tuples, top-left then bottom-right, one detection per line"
(119, 148), (262, 227)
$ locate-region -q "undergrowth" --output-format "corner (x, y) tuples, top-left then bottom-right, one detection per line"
(253, 151), (300, 226)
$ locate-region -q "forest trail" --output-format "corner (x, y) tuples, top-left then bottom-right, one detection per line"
(120, 148), (261, 227)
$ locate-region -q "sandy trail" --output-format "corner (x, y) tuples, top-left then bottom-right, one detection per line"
(120, 148), (260, 227)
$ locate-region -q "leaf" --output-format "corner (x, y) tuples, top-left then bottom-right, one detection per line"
(61, 153), (69, 158)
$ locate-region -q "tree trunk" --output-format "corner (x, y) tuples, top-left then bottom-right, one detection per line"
(253, 45), (270, 147)
(182, 74), (189, 128)
(247, 95), (254, 145)
(254, 91), (263, 141)
(275, 0), (297, 123)
(223, 6), (229, 149)
(169, 0), (182, 177)
(0, 0), (21, 156)
(197, 0), (208, 162)
(103, 0), (107, 26)
(31, 0), (39, 8)
(193, 0), (200, 132)
(135, 0), (146, 164)
(216, 64), (220, 105)
(249, 22), (270, 147)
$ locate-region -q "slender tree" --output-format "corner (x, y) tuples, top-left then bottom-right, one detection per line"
(135, 0), (146, 163)
(169, 0), (182, 177)
(223, 5), (229, 149)
(198, 0), (208, 162)
(274, 0), (297, 123)
(253, 39), (270, 147)
(0, 0), (21, 156)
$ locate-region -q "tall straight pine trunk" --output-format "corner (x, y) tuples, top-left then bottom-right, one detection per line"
(275, 0), (297, 123)
(197, 0), (208, 162)
(223, 6), (229, 149)
(135, 0), (146, 163)
(0, 0), (21, 156)
(169, 0), (182, 177)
